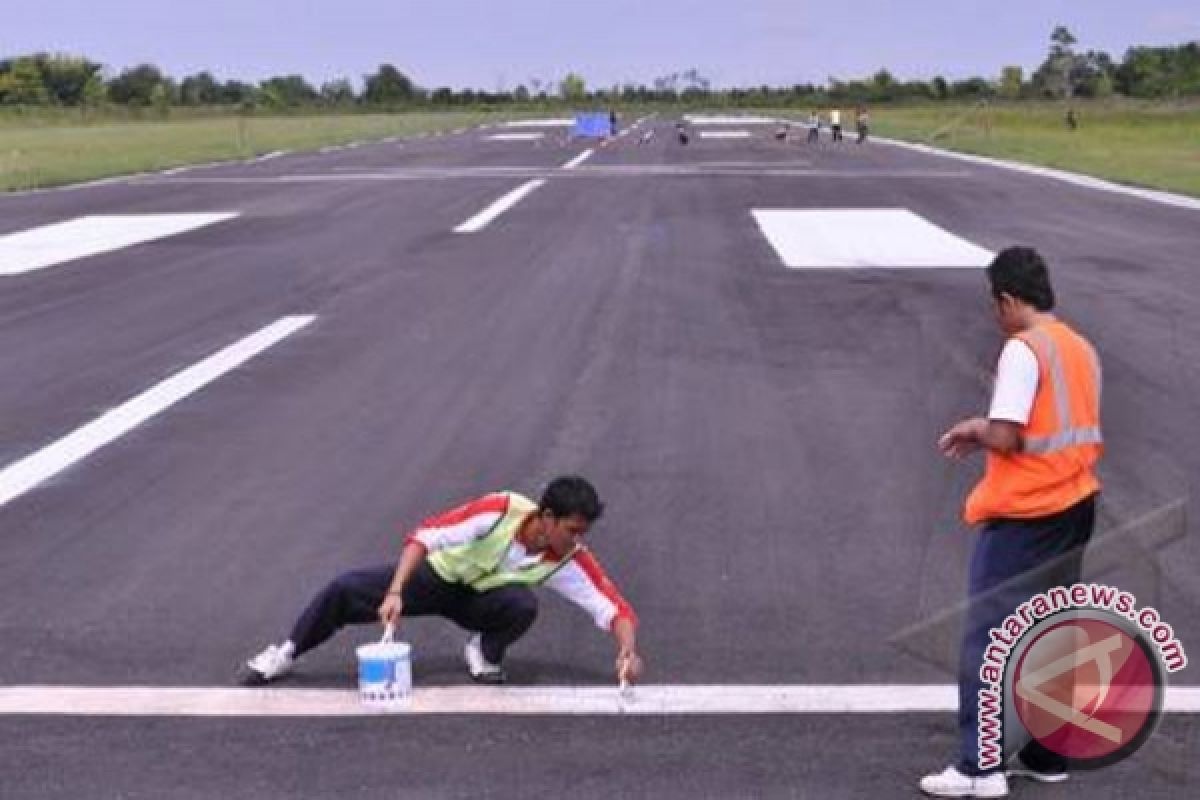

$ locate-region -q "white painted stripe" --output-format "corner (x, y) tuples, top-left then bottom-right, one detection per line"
(686, 115), (780, 125)
(753, 209), (994, 269)
(0, 213), (239, 276)
(252, 150), (287, 162)
(1, 685), (1198, 716)
(561, 149), (594, 170)
(700, 131), (753, 139)
(878, 136), (1200, 212)
(487, 132), (545, 141)
(0, 316), (315, 508)
(500, 119), (574, 128)
(454, 180), (546, 233)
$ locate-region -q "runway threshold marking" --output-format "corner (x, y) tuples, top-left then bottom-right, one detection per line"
(454, 180), (546, 233)
(699, 131), (753, 139)
(2, 684), (1197, 716)
(487, 132), (545, 141)
(752, 209), (994, 268)
(0, 213), (239, 276)
(0, 315), (315, 509)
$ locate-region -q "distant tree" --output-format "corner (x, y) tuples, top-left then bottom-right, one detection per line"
(219, 80), (257, 105)
(869, 68), (897, 101)
(0, 58), (49, 104)
(559, 72), (586, 101)
(258, 74), (317, 107)
(108, 63), (168, 105)
(931, 75), (949, 100)
(32, 53), (104, 105)
(513, 84), (530, 103)
(320, 78), (357, 105)
(364, 64), (415, 105)
(180, 71), (221, 105)
(429, 86), (454, 105)
(1000, 66), (1023, 99)
(81, 72), (107, 111)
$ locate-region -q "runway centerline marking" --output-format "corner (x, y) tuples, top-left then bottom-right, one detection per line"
(454, 179), (546, 233)
(0, 213), (239, 276)
(0, 315), (315, 509)
(2, 684), (1197, 716)
(753, 208), (994, 269)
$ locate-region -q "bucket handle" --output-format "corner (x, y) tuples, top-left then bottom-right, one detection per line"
(381, 623), (396, 644)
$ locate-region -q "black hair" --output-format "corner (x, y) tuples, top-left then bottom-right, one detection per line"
(987, 246), (1056, 311)
(539, 475), (604, 522)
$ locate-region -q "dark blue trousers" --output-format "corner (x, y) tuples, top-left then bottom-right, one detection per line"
(957, 495), (1095, 775)
(289, 561), (538, 664)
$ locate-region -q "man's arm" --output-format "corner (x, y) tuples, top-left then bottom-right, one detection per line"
(544, 551), (643, 684)
(378, 541), (426, 626)
(938, 417), (1022, 459)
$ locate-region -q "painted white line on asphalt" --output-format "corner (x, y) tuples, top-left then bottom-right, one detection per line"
(561, 149), (594, 170)
(2, 685), (1198, 716)
(753, 209), (994, 269)
(878, 136), (1200, 212)
(0, 316), (315, 509)
(0, 213), (239, 276)
(700, 131), (753, 139)
(454, 180), (546, 233)
(686, 115), (779, 125)
(500, 119), (573, 128)
(253, 150), (287, 162)
(487, 132), (545, 141)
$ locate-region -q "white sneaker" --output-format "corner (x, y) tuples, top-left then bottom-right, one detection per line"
(919, 766), (1008, 798)
(1006, 765), (1069, 784)
(463, 634), (506, 684)
(241, 642), (295, 685)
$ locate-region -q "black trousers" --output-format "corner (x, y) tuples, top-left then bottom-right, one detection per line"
(289, 561), (538, 664)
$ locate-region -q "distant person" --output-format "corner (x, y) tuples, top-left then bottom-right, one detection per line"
(920, 247), (1103, 798)
(676, 120), (690, 145)
(610, 108), (619, 136)
(830, 108), (843, 142)
(1065, 107), (1078, 132)
(855, 105), (870, 144)
(241, 476), (642, 688)
(806, 110), (820, 143)
(774, 121), (790, 141)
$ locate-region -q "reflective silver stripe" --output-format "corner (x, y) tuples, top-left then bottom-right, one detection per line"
(1024, 426), (1104, 455)
(1085, 340), (1103, 400)
(1024, 329), (1072, 429)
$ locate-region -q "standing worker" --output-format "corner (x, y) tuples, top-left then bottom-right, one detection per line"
(830, 107), (843, 142)
(855, 105), (870, 144)
(242, 475), (642, 687)
(806, 109), (820, 143)
(920, 247), (1103, 798)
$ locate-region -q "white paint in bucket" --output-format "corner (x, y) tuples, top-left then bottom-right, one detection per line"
(356, 627), (412, 711)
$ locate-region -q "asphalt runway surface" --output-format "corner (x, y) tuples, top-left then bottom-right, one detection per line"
(1, 116), (1197, 797)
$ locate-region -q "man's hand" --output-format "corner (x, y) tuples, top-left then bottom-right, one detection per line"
(378, 592), (403, 627)
(616, 650), (644, 686)
(938, 417), (986, 459)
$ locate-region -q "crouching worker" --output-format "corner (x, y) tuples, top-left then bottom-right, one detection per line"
(241, 475), (642, 687)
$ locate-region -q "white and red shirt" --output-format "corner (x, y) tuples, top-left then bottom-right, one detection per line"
(405, 492), (637, 631)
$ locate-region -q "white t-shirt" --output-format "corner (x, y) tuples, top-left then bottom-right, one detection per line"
(989, 339), (1040, 424)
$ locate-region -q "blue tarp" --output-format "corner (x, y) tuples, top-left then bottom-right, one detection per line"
(573, 112), (613, 138)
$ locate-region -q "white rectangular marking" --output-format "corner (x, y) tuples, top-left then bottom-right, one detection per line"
(500, 119), (574, 128)
(561, 149), (594, 170)
(0, 213), (239, 276)
(0, 316), (315, 508)
(487, 132), (545, 141)
(1, 684), (1198, 716)
(700, 131), (753, 139)
(454, 180), (546, 233)
(752, 209), (994, 269)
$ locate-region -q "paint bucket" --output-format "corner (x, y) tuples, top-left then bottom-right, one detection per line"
(356, 625), (411, 711)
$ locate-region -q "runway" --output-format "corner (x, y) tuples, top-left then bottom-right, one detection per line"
(1, 115), (1197, 797)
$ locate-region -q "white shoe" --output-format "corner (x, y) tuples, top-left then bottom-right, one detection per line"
(463, 634), (506, 684)
(919, 766), (1008, 798)
(1006, 765), (1068, 784)
(242, 642), (295, 685)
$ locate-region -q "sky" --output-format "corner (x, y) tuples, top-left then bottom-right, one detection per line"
(4, 1), (1199, 90)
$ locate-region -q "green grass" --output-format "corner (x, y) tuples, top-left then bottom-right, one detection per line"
(867, 100), (1200, 198)
(0, 111), (494, 191)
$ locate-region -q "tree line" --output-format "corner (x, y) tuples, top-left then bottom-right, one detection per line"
(2, 28), (1197, 112)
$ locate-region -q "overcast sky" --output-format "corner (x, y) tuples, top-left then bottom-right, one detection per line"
(4, 1), (1198, 89)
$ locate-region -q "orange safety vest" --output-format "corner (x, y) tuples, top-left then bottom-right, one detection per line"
(964, 320), (1103, 525)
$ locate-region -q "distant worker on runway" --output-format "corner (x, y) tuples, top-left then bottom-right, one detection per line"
(920, 247), (1103, 798)
(242, 475), (642, 687)
(855, 105), (870, 144)
(806, 110), (820, 143)
(830, 107), (843, 142)
(676, 120), (690, 145)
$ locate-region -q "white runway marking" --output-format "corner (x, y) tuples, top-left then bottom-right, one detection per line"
(685, 115), (780, 125)
(500, 119), (573, 128)
(1, 684), (1197, 716)
(454, 180), (546, 233)
(753, 209), (995, 269)
(561, 149), (594, 169)
(0, 213), (239, 276)
(700, 131), (753, 139)
(0, 316), (315, 509)
(487, 132), (546, 141)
